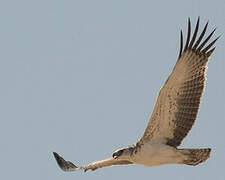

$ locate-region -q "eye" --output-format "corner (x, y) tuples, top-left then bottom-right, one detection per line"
(112, 150), (124, 159)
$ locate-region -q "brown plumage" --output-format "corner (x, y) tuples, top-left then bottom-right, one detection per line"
(53, 18), (219, 172)
(181, 148), (211, 165)
(140, 17), (218, 147)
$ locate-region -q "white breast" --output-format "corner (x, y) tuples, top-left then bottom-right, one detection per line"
(132, 143), (183, 167)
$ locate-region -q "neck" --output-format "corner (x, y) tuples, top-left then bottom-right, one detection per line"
(128, 142), (143, 156)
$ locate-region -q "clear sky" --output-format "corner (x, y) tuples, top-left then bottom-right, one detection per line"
(0, 1), (224, 180)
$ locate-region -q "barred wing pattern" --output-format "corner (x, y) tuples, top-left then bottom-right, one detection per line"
(140, 18), (218, 147)
(53, 18), (218, 173)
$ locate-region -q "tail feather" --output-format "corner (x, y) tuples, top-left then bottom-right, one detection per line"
(180, 148), (211, 166)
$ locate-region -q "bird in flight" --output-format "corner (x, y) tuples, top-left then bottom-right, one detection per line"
(53, 17), (219, 172)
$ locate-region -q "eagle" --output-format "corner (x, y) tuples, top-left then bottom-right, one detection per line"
(53, 17), (219, 172)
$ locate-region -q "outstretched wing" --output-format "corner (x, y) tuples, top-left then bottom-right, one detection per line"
(139, 18), (219, 147)
(53, 152), (133, 172)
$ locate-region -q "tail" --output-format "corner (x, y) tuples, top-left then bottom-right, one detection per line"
(179, 148), (211, 166)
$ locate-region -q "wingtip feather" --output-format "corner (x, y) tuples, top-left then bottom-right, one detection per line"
(178, 18), (219, 58)
(53, 152), (79, 172)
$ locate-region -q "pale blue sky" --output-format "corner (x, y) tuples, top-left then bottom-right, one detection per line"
(0, 1), (224, 180)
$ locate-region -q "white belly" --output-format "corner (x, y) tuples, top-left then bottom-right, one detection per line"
(132, 143), (183, 167)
